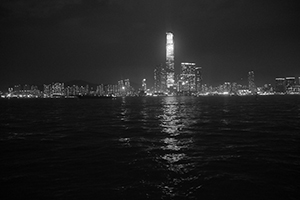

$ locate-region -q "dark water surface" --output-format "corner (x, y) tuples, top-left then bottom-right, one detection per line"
(1, 96), (300, 199)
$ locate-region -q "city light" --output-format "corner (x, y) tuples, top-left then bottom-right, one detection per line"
(1, 32), (300, 98)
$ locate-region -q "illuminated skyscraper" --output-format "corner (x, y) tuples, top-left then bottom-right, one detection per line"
(180, 62), (196, 92)
(195, 66), (202, 92)
(178, 62), (202, 93)
(166, 32), (175, 90)
(154, 63), (167, 93)
(142, 79), (147, 91)
(248, 71), (256, 93)
(118, 80), (126, 96)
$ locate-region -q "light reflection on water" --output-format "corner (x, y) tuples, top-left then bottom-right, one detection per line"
(113, 96), (300, 199)
(1, 96), (300, 199)
(157, 97), (198, 197)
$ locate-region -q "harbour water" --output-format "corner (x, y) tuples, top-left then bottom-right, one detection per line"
(1, 96), (300, 199)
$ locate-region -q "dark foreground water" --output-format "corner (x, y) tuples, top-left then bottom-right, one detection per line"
(1, 96), (300, 199)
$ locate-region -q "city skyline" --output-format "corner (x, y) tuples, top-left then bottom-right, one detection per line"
(1, 0), (300, 90)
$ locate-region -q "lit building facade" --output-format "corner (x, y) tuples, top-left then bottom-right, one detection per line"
(124, 79), (131, 95)
(285, 77), (296, 88)
(96, 84), (105, 96)
(118, 80), (125, 96)
(166, 32), (175, 90)
(195, 66), (202, 92)
(285, 77), (297, 94)
(51, 82), (65, 97)
(248, 71), (256, 93)
(43, 84), (51, 97)
(154, 63), (167, 93)
(275, 78), (285, 93)
(178, 62), (202, 93)
(142, 79), (147, 91)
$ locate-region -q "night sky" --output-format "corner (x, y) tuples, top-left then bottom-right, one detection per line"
(1, 0), (299, 89)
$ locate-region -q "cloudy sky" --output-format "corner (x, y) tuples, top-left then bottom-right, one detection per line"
(0, 0), (299, 89)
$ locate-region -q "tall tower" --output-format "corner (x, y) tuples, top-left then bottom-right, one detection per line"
(195, 66), (202, 93)
(248, 71), (256, 93)
(142, 79), (147, 91)
(166, 32), (175, 90)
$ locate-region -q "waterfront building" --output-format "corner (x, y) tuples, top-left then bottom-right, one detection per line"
(117, 79), (131, 96)
(118, 80), (125, 96)
(166, 32), (175, 91)
(14, 85), (21, 93)
(23, 84), (30, 92)
(51, 83), (65, 97)
(154, 64), (167, 93)
(124, 79), (130, 95)
(285, 77), (296, 88)
(275, 78), (286, 93)
(285, 77), (296, 94)
(231, 82), (238, 94)
(178, 62), (202, 94)
(96, 84), (105, 96)
(105, 84), (114, 95)
(30, 85), (40, 97)
(195, 66), (202, 93)
(248, 71), (256, 94)
(43, 84), (51, 97)
(179, 62), (196, 92)
(142, 79), (147, 91)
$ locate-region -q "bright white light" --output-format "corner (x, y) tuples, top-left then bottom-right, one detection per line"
(166, 32), (173, 40)
(181, 62), (195, 65)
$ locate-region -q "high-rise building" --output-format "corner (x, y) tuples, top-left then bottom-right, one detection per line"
(14, 85), (21, 92)
(142, 79), (147, 91)
(275, 77), (285, 93)
(285, 77), (296, 88)
(154, 64), (167, 93)
(96, 84), (105, 96)
(178, 62), (202, 93)
(43, 84), (51, 97)
(118, 80), (125, 96)
(52, 82), (65, 97)
(124, 79), (131, 95)
(195, 66), (202, 93)
(285, 77), (296, 94)
(166, 32), (175, 90)
(180, 62), (196, 92)
(248, 71), (256, 93)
